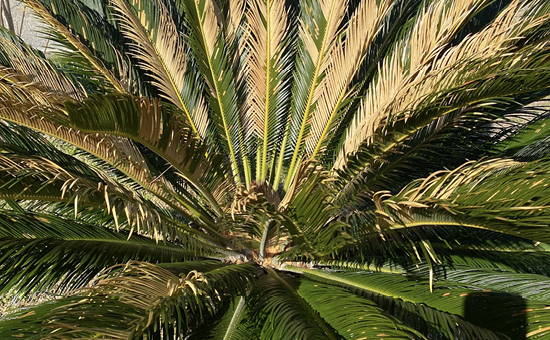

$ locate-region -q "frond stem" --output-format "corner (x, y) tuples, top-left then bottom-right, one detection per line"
(223, 296), (246, 340)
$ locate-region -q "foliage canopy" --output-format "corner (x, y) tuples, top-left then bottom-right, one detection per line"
(2, 0), (550, 338)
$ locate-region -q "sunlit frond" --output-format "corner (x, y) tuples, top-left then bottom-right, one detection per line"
(307, 0), (394, 158)
(243, 0), (291, 183)
(109, 0), (210, 138)
(335, 0), (522, 168)
(281, 0), (348, 189)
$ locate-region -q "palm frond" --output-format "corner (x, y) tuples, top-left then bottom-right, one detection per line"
(247, 267), (340, 340)
(109, 0), (209, 137)
(0, 206), (220, 295)
(187, 296), (247, 340)
(0, 261), (257, 339)
(30, 0), (154, 95)
(372, 158), (550, 243)
(296, 279), (424, 339)
(307, 0), (394, 159)
(243, 0), (294, 183)
(0, 26), (83, 98)
(440, 249), (550, 276)
(0, 66), (208, 229)
(67, 93), (228, 217)
(281, 0), (348, 189)
(441, 268), (550, 302)
(0, 236), (201, 297)
(24, 0), (125, 93)
(323, 0), (424, 166)
(178, 0), (249, 185)
(0, 152), (165, 235)
(290, 266), (550, 339)
(334, 0), (550, 183)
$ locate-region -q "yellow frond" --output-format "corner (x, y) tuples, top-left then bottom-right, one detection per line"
(200, 0), (221, 56)
(226, 0), (246, 44)
(243, 0), (268, 139)
(243, 0), (289, 137)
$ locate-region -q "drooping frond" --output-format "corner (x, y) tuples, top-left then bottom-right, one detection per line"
(66, 94), (229, 217)
(0, 27), (83, 99)
(372, 158), (550, 243)
(336, 50), (550, 207)
(0, 54), (215, 231)
(0, 261), (257, 339)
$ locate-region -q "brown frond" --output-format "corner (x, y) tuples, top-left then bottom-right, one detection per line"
(200, 0), (221, 56)
(226, 0), (246, 44)
(242, 0), (267, 139)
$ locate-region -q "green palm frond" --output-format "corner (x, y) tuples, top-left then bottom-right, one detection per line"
(29, 0), (153, 95)
(248, 267), (341, 340)
(109, 0), (210, 137)
(188, 295), (247, 340)
(0, 27), (83, 98)
(282, 0), (349, 189)
(291, 266), (550, 339)
(243, 0), (294, 184)
(295, 279), (423, 339)
(0, 208), (218, 295)
(176, 0), (250, 185)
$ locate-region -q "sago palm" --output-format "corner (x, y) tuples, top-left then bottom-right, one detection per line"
(1, 0), (550, 338)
